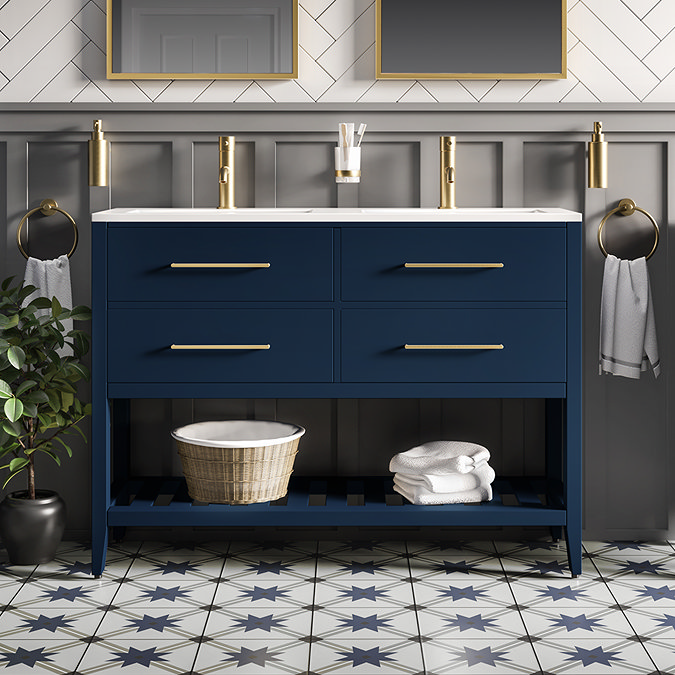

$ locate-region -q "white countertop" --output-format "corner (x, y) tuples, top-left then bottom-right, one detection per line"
(92, 207), (582, 223)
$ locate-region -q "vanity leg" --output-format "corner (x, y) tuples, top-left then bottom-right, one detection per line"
(545, 399), (564, 545)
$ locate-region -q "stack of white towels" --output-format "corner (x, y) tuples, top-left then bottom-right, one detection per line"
(390, 440), (495, 505)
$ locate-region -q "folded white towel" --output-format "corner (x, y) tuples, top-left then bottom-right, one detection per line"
(393, 476), (492, 505)
(599, 254), (659, 379)
(395, 462), (495, 494)
(23, 255), (73, 355)
(389, 440), (490, 475)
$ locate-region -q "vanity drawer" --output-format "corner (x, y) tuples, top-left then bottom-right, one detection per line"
(341, 308), (566, 382)
(108, 308), (333, 383)
(108, 227), (333, 301)
(341, 227), (566, 301)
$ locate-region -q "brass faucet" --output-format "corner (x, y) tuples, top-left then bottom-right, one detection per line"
(439, 135), (456, 209)
(218, 136), (236, 209)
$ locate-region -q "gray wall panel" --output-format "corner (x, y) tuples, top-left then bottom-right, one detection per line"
(455, 142), (501, 208)
(358, 142), (420, 208)
(276, 142), (337, 208)
(111, 142), (173, 208)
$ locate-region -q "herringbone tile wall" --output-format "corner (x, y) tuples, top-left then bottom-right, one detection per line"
(0, 0), (673, 103)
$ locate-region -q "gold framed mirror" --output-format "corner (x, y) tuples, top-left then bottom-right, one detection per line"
(107, 0), (298, 80)
(376, 0), (567, 80)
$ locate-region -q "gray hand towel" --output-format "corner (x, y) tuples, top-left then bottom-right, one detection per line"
(599, 254), (659, 379)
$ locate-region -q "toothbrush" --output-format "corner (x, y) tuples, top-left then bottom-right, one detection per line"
(339, 123), (348, 161)
(356, 123), (367, 146)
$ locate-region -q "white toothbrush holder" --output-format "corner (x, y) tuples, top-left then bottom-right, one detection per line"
(335, 147), (361, 183)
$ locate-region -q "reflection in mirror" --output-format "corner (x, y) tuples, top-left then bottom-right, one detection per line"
(377, 0), (566, 79)
(107, 0), (298, 79)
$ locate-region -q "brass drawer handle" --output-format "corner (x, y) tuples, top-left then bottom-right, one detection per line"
(404, 344), (504, 350)
(170, 344), (271, 350)
(404, 262), (504, 268)
(171, 263), (270, 268)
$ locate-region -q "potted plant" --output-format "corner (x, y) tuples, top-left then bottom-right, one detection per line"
(0, 277), (91, 565)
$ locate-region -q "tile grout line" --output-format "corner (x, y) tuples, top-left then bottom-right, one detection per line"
(305, 542), (319, 675)
(496, 541), (547, 675)
(189, 541), (230, 675)
(72, 540), (142, 674)
(404, 541), (426, 675)
(584, 544), (663, 675)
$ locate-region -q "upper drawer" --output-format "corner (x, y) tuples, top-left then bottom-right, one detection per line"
(341, 227), (566, 301)
(108, 227), (333, 301)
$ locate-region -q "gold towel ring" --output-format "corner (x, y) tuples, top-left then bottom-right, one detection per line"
(598, 198), (659, 261)
(16, 199), (78, 260)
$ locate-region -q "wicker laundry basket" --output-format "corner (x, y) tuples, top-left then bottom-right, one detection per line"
(171, 420), (305, 505)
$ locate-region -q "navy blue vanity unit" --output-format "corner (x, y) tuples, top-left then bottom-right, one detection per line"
(91, 207), (583, 577)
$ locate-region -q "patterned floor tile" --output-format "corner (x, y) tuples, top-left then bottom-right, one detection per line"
(77, 638), (199, 673)
(422, 637), (539, 674)
(10, 577), (120, 610)
(127, 555), (225, 581)
(113, 578), (217, 609)
(508, 576), (616, 608)
(638, 638), (675, 674)
(194, 637), (309, 674)
(224, 557), (317, 582)
(204, 605), (313, 639)
(520, 606), (637, 639)
(417, 605), (524, 639)
(309, 637), (423, 673)
(96, 606), (209, 640)
(623, 607), (675, 639)
(409, 553), (505, 580)
(605, 579), (675, 608)
(584, 540), (675, 557)
(407, 540), (497, 556)
(317, 539), (409, 556)
(0, 639), (87, 673)
(532, 637), (658, 673)
(314, 577), (414, 608)
(0, 606), (102, 640)
(312, 605), (419, 640)
(590, 554), (675, 580)
(412, 577), (515, 608)
(494, 539), (569, 557)
(227, 539), (318, 556)
(213, 578), (315, 608)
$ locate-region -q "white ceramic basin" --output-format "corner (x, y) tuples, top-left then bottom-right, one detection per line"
(92, 207), (582, 222)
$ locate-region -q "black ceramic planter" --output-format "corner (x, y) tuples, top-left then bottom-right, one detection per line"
(0, 490), (66, 565)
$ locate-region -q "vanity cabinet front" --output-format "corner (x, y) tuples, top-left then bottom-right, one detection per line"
(92, 216), (582, 578)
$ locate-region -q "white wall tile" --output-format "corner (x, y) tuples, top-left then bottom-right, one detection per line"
(621, 0), (661, 19)
(643, 0), (675, 39)
(236, 82), (275, 103)
(643, 67), (675, 101)
(258, 79), (315, 103)
(318, 44), (375, 102)
(357, 79), (418, 103)
(317, 0), (372, 40)
(0, 0), (50, 40)
(72, 0), (105, 52)
(72, 80), (110, 102)
(460, 81), (499, 101)
(32, 61), (88, 101)
(398, 82), (436, 103)
(480, 80), (539, 103)
(520, 75), (579, 103)
(416, 80), (476, 103)
(299, 0), (334, 21)
(193, 80), (250, 102)
(299, 5), (334, 60)
(153, 80), (212, 103)
(568, 42), (639, 101)
(643, 29), (675, 79)
(561, 81), (601, 102)
(133, 80), (173, 100)
(569, 2), (659, 99)
(295, 46), (334, 100)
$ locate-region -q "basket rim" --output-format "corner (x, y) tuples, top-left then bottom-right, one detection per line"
(171, 419), (305, 448)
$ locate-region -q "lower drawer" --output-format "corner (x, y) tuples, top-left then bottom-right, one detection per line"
(108, 309), (333, 383)
(341, 308), (566, 382)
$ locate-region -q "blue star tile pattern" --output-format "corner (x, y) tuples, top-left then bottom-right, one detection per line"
(108, 646), (170, 667)
(0, 647), (56, 667)
(139, 585), (192, 602)
(337, 613), (392, 632)
(637, 585), (675, 602)
(655, 613), (675, 630)
(438, 585), (490, 602)
(618, 560), (668, 575)
(230, 614), (286, 632)
(525, 559), (569, 575)
(433, 560), (480, 574)
(239, 585), (291, 602)
(57, 561), (93, 575)
(337, 586), (390, 602)
(244, 561), (295, 575)
(150, 560), (202, 575)
(336, 645), (397, 667)
(40, 585), (92, 603)
(563, 645), (625, 667)
(606, 541), (645, 550)
(338, 560), (385, 575)
(125, 614), (182, 632)
(451, 645), (511, 667)
(445, 613), (498, 632)
(536, 584), (589, 602)
(20, 614), (75, 633)
(549, 613), (604, 632)
(223, 646), (282, 667)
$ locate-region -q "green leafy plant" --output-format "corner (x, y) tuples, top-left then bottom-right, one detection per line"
(0, 276), (92, 499)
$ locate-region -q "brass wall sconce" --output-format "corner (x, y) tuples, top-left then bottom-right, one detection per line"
(88, 119), (109, 187)
(588, 121), (607, 189)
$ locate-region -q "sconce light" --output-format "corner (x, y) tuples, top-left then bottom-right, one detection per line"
(588, 121), (607, 189)
(88, 119), (109, 187)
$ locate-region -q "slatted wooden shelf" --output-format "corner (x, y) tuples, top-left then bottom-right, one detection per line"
(107, 476), (566, 528)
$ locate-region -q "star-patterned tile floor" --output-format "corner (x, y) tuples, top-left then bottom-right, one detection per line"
(0, 539), (674, 673)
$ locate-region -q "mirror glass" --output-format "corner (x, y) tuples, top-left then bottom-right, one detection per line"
(377, 0), (566, 79)
(107, 0), (298, 79)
